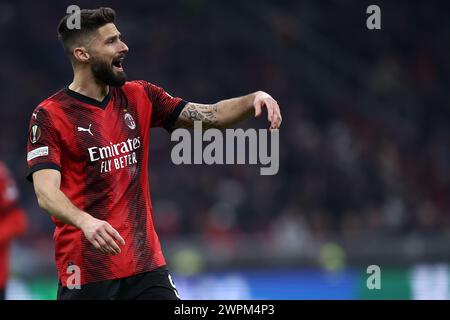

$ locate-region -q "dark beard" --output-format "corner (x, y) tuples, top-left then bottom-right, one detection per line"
(91, 57), (127, 87)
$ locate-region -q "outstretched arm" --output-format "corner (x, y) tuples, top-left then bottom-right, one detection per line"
(173, 91), (282, 130)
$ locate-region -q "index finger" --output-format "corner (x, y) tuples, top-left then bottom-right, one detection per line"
(273, 102), (282, 128)
(266, 100), (274, 122)
(106, 224), (126, 246)
(268, 101), (280, 129)
(101, 233), (121, 255)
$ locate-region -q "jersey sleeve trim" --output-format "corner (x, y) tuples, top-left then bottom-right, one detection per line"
(26, 162), (61, 183)
(163, 100), (188, 133)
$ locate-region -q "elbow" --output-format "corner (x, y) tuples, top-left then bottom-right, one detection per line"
(36, 194), (45, 210)
(32, 170), (61, 212)
(36, 196), (47, 211)
(34, 186), (50, 211)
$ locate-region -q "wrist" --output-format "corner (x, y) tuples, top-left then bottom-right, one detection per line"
(251, 91), (263, 108)
(74, 212), (93, 230)
(254, 90), (270, 100)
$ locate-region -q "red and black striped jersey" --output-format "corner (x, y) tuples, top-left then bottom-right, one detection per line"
(26, 81), (186, 286)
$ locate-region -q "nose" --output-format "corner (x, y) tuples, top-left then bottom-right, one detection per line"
(120, 40), (129, 53)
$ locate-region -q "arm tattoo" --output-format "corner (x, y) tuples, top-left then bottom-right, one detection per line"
(177, 103), (219, 129)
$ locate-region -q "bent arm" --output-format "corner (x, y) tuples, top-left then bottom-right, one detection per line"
(173, 91), (282, 130)
(32, 169), (125, 255)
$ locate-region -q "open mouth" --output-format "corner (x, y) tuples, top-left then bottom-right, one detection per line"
(112, 56), (125, 72)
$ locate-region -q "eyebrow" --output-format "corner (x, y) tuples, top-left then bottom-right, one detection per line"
(105, 33), (121, 42)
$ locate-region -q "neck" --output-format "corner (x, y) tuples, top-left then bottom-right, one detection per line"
(68, 68), (109, 102)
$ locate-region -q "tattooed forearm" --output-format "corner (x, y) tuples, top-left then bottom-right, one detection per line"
(176, 103), (219, 129)
(173, 93), (256, 130)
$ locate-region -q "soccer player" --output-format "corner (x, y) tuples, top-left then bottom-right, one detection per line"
(26, 7), (282, 300)
(0, 161), (27, 300)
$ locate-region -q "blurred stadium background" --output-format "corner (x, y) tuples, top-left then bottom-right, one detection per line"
(1, 0), (450, 299)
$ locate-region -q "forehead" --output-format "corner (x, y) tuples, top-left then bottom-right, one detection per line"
(95, 23), (120, 39)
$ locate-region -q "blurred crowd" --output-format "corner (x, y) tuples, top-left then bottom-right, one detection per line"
(0, 0), (449, 269)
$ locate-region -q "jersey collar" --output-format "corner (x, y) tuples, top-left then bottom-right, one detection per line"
(64, 86), (111, 109)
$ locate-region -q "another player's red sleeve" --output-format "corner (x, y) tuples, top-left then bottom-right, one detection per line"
(26, 106), (62, 182)
(0, 162), (27, 245)
(0, 208), (27, 245)
(0, 163), (17, 210)
(137, 81), (188, 131)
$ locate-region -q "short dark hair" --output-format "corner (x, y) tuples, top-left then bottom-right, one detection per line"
(57, 7), (116, 57)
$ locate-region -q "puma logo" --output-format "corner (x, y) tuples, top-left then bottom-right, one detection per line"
(77, 124), (93, 136)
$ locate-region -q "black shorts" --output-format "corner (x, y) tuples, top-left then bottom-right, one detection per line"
(57, 266), (180, 300)
(0, 288), (5, 300)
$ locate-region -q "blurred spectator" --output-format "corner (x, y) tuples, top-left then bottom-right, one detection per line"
(0, 162), (27, 299)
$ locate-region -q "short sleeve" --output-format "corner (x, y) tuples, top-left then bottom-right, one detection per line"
(26, 107), (62, 182)
(137, 81), (187, 131)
